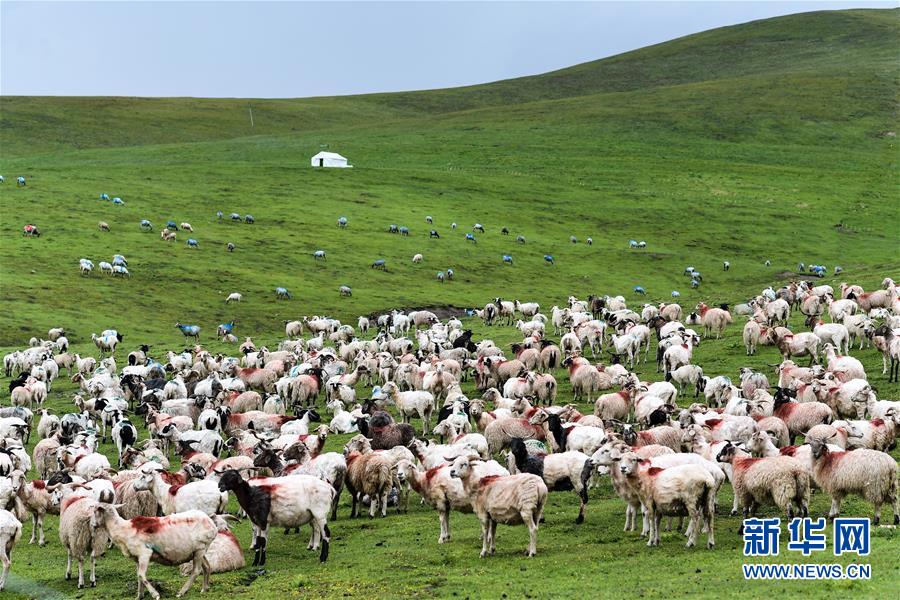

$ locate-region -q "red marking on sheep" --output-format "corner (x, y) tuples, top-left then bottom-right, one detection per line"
(72, 454), (87, 465)
(822, 450), (846, 470)
(870, 418), (885, 428)
(704, 419), (723, 429)
(780, 446), (800, 457)
(681, 344), (689, 350)
(523, 407), (539, 419)
(616, 391), (630, 400)
(221, 530), (241, 548)
(345, 452), (362, 466)
(33, 480), (46, 489)
(734, 457), (763, 471)
(131, 516), (163, 534)
(167, 483), (184, 496)
(646, 467), (664, 477)
(160, 471), (186, 486)
(425, 466), (444, 484)
(61, 496), (86, 511)
(479, 475), (503, 488)
(774, 403), (798, 418)
(256, 484), (276, 495)
(486, 411), (496, 419)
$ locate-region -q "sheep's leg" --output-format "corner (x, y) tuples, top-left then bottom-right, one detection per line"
(29, 513), (37, 544)
(65, 550), (72, 580)
(177, 550), (205, 597)
(685, 511), (699, 548)
(137, 554), (160, 600)
(478, 517), (491, 558)
(438, 509), (450, 543)
(77, 556), (84, 588)
(872, 501), (882, 526)
(524, 512), (538, 557)
(90, 552), (98, 587)
(489, 519), (498, 555)
(381, 491), (389, 517)
(0, 547), (9, 591)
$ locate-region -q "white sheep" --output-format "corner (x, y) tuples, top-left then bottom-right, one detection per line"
(0, 509), (22, 591)
(132, 466), (226, 516)
(380, 382), (434, 434)
(225, 292), (242, 303)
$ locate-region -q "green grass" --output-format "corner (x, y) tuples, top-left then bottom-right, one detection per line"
(0, 7), (898, 599)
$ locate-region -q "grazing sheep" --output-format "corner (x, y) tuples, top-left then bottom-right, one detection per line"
(448, 454), (548, 557)
(225, 292), (242, 304)
(339, 285), (352, 297)
(179, 521), (245, 576)
(412, 253), (423, 263)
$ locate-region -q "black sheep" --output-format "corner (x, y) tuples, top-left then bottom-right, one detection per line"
(509, 438), (544, 477)
(368, 411), (416, 450)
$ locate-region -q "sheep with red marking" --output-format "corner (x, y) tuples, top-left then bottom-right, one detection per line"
(562, 355), (608, 402)
(770, 329), (820, 364)
(395, 457), (508, 544)
(432, 420), (490, 459)
(806, 437), (898, 525)
(621, 423), (681, 452)
(696, 303), (732, 339)
(614, 450), (716, 548)
(771, 390), (833, 443)
(90, 503), (218, 600)
(837, 416), (898, 451)
(822, 378), (874, 419)
(507, 438), (593, 524)
(218, 469), (334, 565)
(594, 383), (640, 421)
(132, 465), (226, 516)
(16, 479), (57, 546)
(237, 367), (278, 393)
(822, 343), (866, 382)
(178, 519), (245, 576)
(448, 454), (548, 557)
(716, 441), (809, 521)
(484, 409), (552, 455)
(342, 435), (394, 518)
(847, 288), (893, 312)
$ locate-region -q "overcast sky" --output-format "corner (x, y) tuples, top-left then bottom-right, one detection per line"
(1, 1), (895, 97)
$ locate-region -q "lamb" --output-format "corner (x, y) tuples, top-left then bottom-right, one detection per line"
(0, 509), (21, 591)
(508, 439), (592, 523)
(807, 437), (898, 524)
(448, 454), (548, 557)
(716, 441), (809, 521)
(614, 450), (716, 548)
(432, 420), (490, 459)
(90, 504), (217, 600)
(395, 457), (508, 544)
(696, 303), (732, 339)
(132, 466), (227, 516)
(218, 469), (333, 565)
(342, 436), (394, 518)
(326, 399), (358, 434)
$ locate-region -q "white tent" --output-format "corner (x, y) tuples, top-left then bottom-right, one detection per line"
(311, 151), (351, 168)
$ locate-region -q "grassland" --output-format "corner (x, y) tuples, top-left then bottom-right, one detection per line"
(0, 7), (898, 599)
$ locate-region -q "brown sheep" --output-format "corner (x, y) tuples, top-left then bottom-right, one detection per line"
(366, 411), (416, 450)
(342, 435), (393, 518)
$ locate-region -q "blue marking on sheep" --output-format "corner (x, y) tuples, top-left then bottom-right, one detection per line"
(100, 193), (110, 201)
(218, 321), (235, 333)
(140, 220), (153, 231)
(633, 286), (646, 294)
(175, 324), (201, 338)
(112, 197), (123, 204)
(275, 287), (292, 299)
(372, 259), (387, 270)
(187, 238), (199, 247)
(671, 290), (681, 297)
(245, 215), (254, 224)
(544, 255), (555, 264)
(338, 216), (348, 228)
(166, 221), (177, 230)
(399, 226), (409, 236)
(502, 255), (513, 264)
(465, 233), (476, 243)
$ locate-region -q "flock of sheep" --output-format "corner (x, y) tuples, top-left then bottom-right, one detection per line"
(0, 273), (899, 597)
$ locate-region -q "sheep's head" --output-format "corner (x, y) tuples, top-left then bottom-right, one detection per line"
(616, 451), (642, 476)
(217, 469), (244, 492)
(448, 455), (473, 479)
(344, 434), (371, 455)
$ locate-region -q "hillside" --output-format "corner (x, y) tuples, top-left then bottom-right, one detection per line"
(1, 9), (897, 155)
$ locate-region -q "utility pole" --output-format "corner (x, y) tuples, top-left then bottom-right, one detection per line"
(249, 105), (254, 127)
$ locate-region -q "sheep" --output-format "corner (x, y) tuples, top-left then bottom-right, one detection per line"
(432, 420), (489, 459)
(378, 382), (434, 434)
(0, 509), (21, 591)
(696, 303), (732, 338)
(823, 378), (874, 420)
(225, 292), (242, 304)
(770, 329), (820, 364)
(367, 411), (416, 450)
(484, 409), (552, 455)
(90, 504), (217, 600)
(217, 469), (332, 565)
(52, 487), (111, 589)
(594, 384), (639, 422)
(395, 457), (507, 544)
(716, 442), (809, 521)
(562, 356), (607, 402)
(412, 253), (423, 263)
(772, 390), (833, 444)
(508, 439), (592, 523)
(342, 437), (394, 518)
(111, 418), (138, 466)
(614, 450), (715, 549)
(806, 437), (898, 524)
(132, 466), (226, 516)
(822, 343), (865, 382)
(839, 417), (898, 452)
(448, 454), (547, 557)
(743, 319), (761, 355)
(667, 364), (704, 397)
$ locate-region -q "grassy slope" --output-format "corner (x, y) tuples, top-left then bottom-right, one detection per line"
(0, 7), (899, 599)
